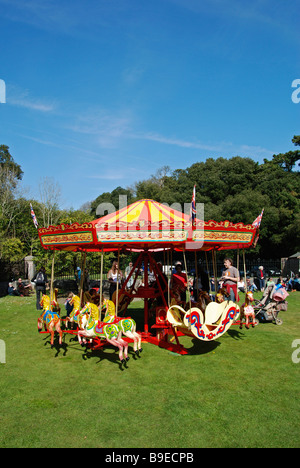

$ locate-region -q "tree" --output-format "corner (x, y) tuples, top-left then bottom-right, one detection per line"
(0, 145), (23, 184)
(0, 146), (24, 237)
(267, 135), (300, 172)
(38, 177), (62, 227)
(0, 237), (24, 262)
(90, 186), (134, 218)
(292, 135), (300, 146)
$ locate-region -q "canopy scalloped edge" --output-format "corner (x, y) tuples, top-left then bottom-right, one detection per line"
(38, 201), (258, 253)
(38, 220), (257, 251)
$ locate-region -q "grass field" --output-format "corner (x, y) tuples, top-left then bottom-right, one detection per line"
(0, 291), (299, 448)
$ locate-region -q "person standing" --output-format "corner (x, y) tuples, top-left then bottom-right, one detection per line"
(171, 262), (188, 303)
(32, 267), (48, 310)
(221, 258), (240, 302)
(107, 261), (124, 300)
(257, 266), (265, 291)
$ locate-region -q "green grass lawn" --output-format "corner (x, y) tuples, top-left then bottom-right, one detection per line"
(0, 291), (299, 448)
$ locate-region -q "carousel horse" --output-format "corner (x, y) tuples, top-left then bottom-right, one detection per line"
(215, 287), (230, 304)
(37, 308), (63, 348)
(83, 289), (101, 306)
(102, 299), (142, 355)
(51, 288), (61, 314)
(40, 294), (51, 311)
(191, 290), (212, 312)
(65, 293), (81, 329)
(240, 291), (256, 329)
(171, 284), (184, 305)
(40, 290), (60, 314)
(168, 290), (211, 327)
(77, 303), (130, 365)
(111, 290), (132, 313)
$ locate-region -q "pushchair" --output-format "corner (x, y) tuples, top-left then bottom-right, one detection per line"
(253, 285), (288, 325)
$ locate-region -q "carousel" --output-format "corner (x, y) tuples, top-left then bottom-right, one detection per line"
(38, 199), (259, 355)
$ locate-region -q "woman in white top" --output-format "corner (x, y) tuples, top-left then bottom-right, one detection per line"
(107, 261), (124, 299)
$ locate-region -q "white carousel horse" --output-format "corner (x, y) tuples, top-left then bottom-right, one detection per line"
(102, 299), (142, 355)
(77, 303), (130, 365)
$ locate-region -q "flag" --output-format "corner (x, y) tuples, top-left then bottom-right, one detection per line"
(252, 208), (264, 229)
(190, 184), (196, 226)
(30, 203), (38, 229)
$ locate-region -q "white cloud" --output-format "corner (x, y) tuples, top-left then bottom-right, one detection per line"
(7, 84), (56, 112)
(9, 97), (55, 112)
(131, 131), (274, 159)
(134, 132), (219, 151)
(68, 109), (133, 148)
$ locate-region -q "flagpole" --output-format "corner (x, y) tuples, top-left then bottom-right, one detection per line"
(50, 250), (55, 311)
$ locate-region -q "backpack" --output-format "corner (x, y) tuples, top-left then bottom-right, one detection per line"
(36, 271), (45, 285)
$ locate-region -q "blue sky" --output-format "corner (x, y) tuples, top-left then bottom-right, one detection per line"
(0, 0), (299, 210)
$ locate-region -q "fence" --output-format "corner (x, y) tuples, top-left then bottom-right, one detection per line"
(54, 257), (282, 282)
(187, 258), (282, 278)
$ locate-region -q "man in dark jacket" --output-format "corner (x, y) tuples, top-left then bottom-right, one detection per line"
(32, 267), (48, 310)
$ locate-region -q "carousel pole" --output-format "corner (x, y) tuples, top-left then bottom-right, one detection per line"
(116, 247), (120, 316)
(79, 251), (87, 307)
(50, 250), (55, 311)
(182, 248), (191, 311)
(167, 249), (170, 307)
(194, 250), (198, 301)
(237, 249), (240, 299)
(243, 249), (248, 294)
(99, 247), (104, 321)
(212, 250), (218, 296)
(143, 251), (149, 335)
(205, 251), (211, 296)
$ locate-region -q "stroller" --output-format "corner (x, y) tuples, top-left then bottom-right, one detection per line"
(253, 285), (288, 325)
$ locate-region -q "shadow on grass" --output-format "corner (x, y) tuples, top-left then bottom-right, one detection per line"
(81, 345), (141, 371)
(185, 338), (221, 355)
(184, 327), (246, 355)
(226, 328), (246, 340)
(41, 331), (141, 370)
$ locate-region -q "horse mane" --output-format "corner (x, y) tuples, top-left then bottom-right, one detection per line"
(195, 290), (211, 312)
(216, 287), (229, 303)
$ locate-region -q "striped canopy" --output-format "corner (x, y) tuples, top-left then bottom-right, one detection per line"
(38, 199), (258, 252)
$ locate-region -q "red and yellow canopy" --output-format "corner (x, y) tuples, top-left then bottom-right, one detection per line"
(38, 199), (258, 252)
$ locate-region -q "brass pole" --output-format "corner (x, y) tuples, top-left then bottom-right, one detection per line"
(50, 250), (55, 311)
